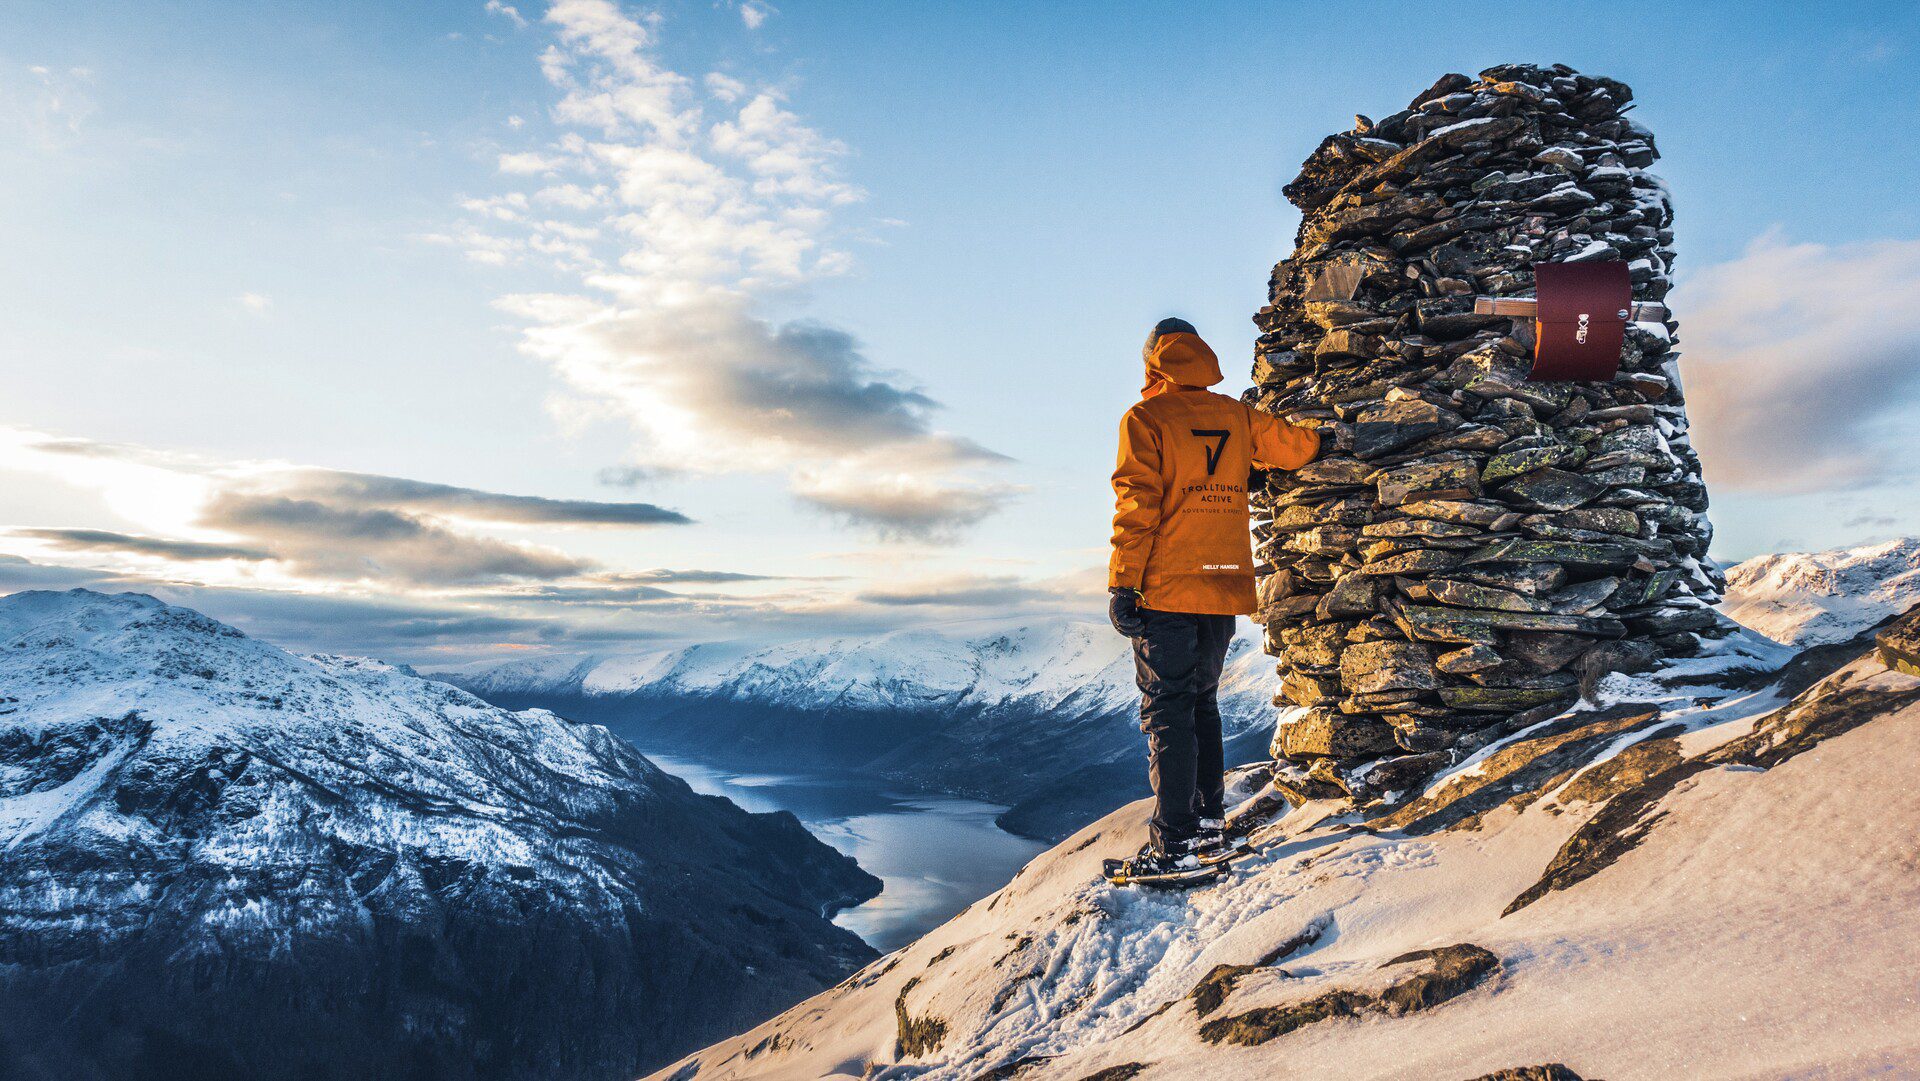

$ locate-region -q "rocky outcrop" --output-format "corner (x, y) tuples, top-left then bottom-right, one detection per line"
(1197, 943), (1500, 1047)
(1245, 64), (1723, 802)
(1187, 915), (1330, 1017)
(895, 976), (950, 1056)
(1880, 608), (1920, 675)
(0, 590), (880, 1081)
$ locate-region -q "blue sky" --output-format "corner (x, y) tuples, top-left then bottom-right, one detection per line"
(3, 0), (1919, 661)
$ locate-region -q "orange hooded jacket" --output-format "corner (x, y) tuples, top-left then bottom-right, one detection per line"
(1109, 332), (1320, 615)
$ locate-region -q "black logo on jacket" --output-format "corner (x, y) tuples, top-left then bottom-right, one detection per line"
(1191, 429), (1229, 475)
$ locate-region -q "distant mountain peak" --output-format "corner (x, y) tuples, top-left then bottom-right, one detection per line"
(451, 615), (1264, 719)
(1722, 537), (1920, 645)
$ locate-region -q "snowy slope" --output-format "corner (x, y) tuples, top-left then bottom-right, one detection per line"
(1722, 537), (1920, 646)
(0, 589), (879, 1081)
(450, 618), (1276, 841)
(649, 617), (1920, 1080)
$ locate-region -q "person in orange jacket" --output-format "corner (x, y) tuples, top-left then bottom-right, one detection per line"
(1108, 318), (1320, 879)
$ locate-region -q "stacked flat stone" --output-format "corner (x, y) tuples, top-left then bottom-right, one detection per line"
(1247, 64), (1724, 804)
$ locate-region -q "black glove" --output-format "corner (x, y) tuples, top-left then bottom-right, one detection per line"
(1109, 587), (1146, 638)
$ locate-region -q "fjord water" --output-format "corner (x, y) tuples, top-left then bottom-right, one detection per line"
(643, 750), (1046, 953)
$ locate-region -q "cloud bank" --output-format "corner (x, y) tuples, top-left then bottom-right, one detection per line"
(277, 470), (691, 526)
(1682, 234), (1920, 493)
(456, 0), (1013, 539)
(0, 426), (1072, 663)
(0, 428), (687, 589)
(10, 528), (270, 563)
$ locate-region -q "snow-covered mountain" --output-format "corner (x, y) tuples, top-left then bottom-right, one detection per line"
(0, 589), (880, 1081)
(650, 604), (1920, 1080)
(448, 619), (1277, 841)
(446, 539), (1920, 844)
(455, 618), (1268, 721)
(1722, 537), (1920, 646)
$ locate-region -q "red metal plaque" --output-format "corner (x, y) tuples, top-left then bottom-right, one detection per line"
(1529, 260), (1631, 382)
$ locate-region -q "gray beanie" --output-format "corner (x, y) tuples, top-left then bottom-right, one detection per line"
(1143, 317), (1198, 360)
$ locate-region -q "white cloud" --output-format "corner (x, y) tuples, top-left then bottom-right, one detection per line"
(793, 465), (1019, 541)
(0, 426), (1044, 658)
(468, 3), (857, 291)
(1681, 233), (1920, 493)
(416, 226), (526, 265)
(11, 527), (268, 563)
(235, 292), (272, 313)
(739, 1), (774, 30)
(705, 72), (748, 103)
(3, 62), (96, 146)
(838, 563), (1106, 619)
(498, 150), (568, 174)
(542, 0), (695, 143)
(710, 92), (864, 204)
(450, 0), (1009, 539)
(494, 290), (1013, 535)
(461, 192), (529, 220)
(484, 0), (529, 29)
(532, 182), (604, 208)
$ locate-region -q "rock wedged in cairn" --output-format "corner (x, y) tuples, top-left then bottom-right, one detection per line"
(1247, 64), (1724, 805)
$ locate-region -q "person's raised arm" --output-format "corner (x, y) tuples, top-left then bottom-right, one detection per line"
(1247, 405), (1321, 471)
(1109, 408), (1164, 595)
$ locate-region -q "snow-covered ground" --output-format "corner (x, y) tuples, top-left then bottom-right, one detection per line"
(1722, 537), (1920, 646)
(648, 618), (1920, 1080)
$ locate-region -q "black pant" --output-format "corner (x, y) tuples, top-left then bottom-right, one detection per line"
(1132, 609), (1234, 849)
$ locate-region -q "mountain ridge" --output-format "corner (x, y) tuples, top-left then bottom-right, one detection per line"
(1720, 536), (1920, 646)
(0, 588), (880, 1081)
(444, 618), (1277, 842)
(447, 538), (1920, 843)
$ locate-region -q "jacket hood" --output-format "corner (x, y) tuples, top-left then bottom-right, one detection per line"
(1142, 332), (1224, 397)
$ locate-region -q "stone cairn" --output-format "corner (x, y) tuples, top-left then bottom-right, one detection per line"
(1247, 64), (1724, 805)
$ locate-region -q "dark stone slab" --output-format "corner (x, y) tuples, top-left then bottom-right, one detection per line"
(1500, 468), (1605, 511)
(1376, 458), (1482, 506)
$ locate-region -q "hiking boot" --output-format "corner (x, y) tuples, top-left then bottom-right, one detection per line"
(1191, 824), (1228, 859)
(1158, 834), (1227, 863)
(1118, 842), (1199, 877)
